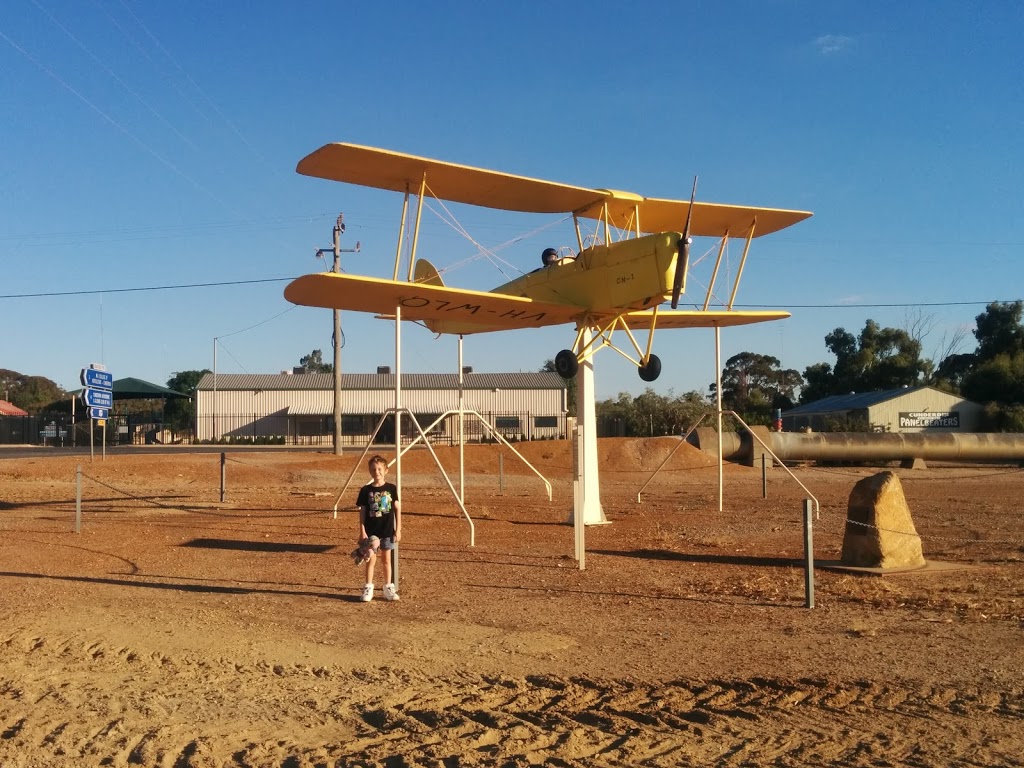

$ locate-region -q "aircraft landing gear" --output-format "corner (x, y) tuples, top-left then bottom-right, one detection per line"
(638, 354), (662, 382)
(554, 349), (579, 379)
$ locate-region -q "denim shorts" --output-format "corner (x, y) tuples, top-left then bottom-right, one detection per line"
(377, 536), (397, 551)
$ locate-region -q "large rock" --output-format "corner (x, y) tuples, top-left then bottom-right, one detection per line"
(841, 471), (926, 569)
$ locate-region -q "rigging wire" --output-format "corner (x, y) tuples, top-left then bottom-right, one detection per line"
(31, 0), (200, 151)
(114, 0), (271, 167)
(0, 26), (232, 212)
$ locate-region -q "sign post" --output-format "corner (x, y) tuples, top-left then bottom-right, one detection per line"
(80, 364), (113, 462)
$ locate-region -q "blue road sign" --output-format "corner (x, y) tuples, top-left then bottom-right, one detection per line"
(89, 407), (109, 419)
(81, 368), (113, 389)
(82, 388), (113, 408)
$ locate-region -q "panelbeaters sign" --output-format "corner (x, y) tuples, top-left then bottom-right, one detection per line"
(899, 411), (959, 428)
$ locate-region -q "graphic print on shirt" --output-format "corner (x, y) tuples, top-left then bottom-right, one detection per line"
(367, 489), (393, 518)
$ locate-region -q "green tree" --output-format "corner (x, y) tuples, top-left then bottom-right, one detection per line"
(299, 349), (333, 373)
(596, 388), (708, 436)
(800, 320), (927, 403)
(710, 352), (802, 423)
(0, 369), (65, 414)
(958, 302), (1024, 416)
(973, 300), (1024, 362)
(800, 361), (835, 404)
(932, 352), (975, 393)
(858, 321), (928, 391)
(596, 391), (634, 435)
(962, 353), (1024, 408)
(164, 370), (209, 433)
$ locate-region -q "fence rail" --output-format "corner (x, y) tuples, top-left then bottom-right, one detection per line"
(195, 412), (568, 446)
(0, 414), (189, 446)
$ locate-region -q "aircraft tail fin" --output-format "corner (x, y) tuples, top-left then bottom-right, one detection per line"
(413, 258), (445, 286)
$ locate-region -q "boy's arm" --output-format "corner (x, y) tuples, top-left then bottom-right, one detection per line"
(356, 488), (368, 539)
(358, 505), (369, 539)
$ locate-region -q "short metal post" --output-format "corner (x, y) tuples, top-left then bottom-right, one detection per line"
(498, 453), (505, 495)
(220, 452), (226, 502)
(75, 465), (82, 533)
(803, 498), (815, 609)
(762, 454), (767, 498)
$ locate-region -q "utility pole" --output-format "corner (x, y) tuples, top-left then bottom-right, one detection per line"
(318, 214), (360, 456)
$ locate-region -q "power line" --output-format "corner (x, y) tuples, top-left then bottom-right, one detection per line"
(0, 26), (232, 212)
(738, 300), (1018, 309)
(2, 274), (1018, 311)
(0, 213), (334, 247)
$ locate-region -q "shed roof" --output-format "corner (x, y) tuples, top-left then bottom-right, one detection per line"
(112, 377), (190, 400)
(784, 386), (931, 416)
(195, 372), (566, 392)
(71, 378), (190, 400)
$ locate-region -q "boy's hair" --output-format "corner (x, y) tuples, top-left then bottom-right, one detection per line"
(368, 454), (387, 470)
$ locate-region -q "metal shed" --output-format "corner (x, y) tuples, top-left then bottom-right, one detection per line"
(194, 371), (568, 445)
(782, 386), (984, 434)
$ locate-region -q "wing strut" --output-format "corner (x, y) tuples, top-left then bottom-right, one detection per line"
(727, 218), (757, 309)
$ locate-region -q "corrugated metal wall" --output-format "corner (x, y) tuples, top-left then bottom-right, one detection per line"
(194, 387), (565, 443)
(868, 390), (984, 433)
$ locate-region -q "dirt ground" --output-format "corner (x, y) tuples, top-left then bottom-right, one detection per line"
(1, 437), (1022, 767)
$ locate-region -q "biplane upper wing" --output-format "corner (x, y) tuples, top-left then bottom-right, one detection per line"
(620, 309), (791, 329)
(297, 143), (605, 214)
(297, 143), (812, 237)
(582, 197), (813, 238)
(284, 272), (583, 333)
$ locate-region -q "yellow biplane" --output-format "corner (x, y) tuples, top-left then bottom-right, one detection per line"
(284, 143), (812, 380)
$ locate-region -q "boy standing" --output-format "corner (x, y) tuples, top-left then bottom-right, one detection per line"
(355, 455), (401, 602)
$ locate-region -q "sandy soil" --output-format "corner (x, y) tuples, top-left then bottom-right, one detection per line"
(1, 438), (1022, 767)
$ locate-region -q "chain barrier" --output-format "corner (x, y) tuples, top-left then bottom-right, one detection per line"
(78, 470), (322, 521)
(802, 464), (1024, 481)
(826, 514), (1024, 547)
(225, 455), (264, 468)
(80, 471), (201, 514)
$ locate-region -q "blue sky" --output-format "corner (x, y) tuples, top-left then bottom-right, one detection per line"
(2, 1), (1022, 400)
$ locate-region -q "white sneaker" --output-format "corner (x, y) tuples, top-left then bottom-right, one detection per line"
(383, 583), (400, 601)
(360, 583), (374, 602)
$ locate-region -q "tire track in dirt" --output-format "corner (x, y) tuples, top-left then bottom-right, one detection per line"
(3, 630), (1023, 767)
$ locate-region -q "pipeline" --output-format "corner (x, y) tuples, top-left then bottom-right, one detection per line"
(689, 427), (1024, 463)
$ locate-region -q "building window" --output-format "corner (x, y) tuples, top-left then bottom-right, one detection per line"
(341, 415), (364, 433)
(494, 416), (520, 431)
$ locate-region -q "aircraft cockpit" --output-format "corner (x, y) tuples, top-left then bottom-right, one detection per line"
(541, 247), (576, 267)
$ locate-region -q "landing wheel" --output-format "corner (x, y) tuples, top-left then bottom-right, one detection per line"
(638, 354), (662, 382)
(554, 349), (579, 379)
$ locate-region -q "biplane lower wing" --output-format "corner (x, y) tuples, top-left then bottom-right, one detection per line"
(284, 272), (582, 333)
(621, 309), (791, 329)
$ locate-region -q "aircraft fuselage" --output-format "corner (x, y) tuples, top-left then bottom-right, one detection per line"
(493, 231), (682, 314)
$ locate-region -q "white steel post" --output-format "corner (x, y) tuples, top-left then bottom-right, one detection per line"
(576, 326), (607, 525)
(393, 306), (402, 587)
(458, 336), (465, 503)
(715, 326), (723, 513)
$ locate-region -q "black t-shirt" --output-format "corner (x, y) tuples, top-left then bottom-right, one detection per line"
(356, 481), (398, 539)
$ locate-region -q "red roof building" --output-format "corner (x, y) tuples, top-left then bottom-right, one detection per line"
(0, 400), (29, 417)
